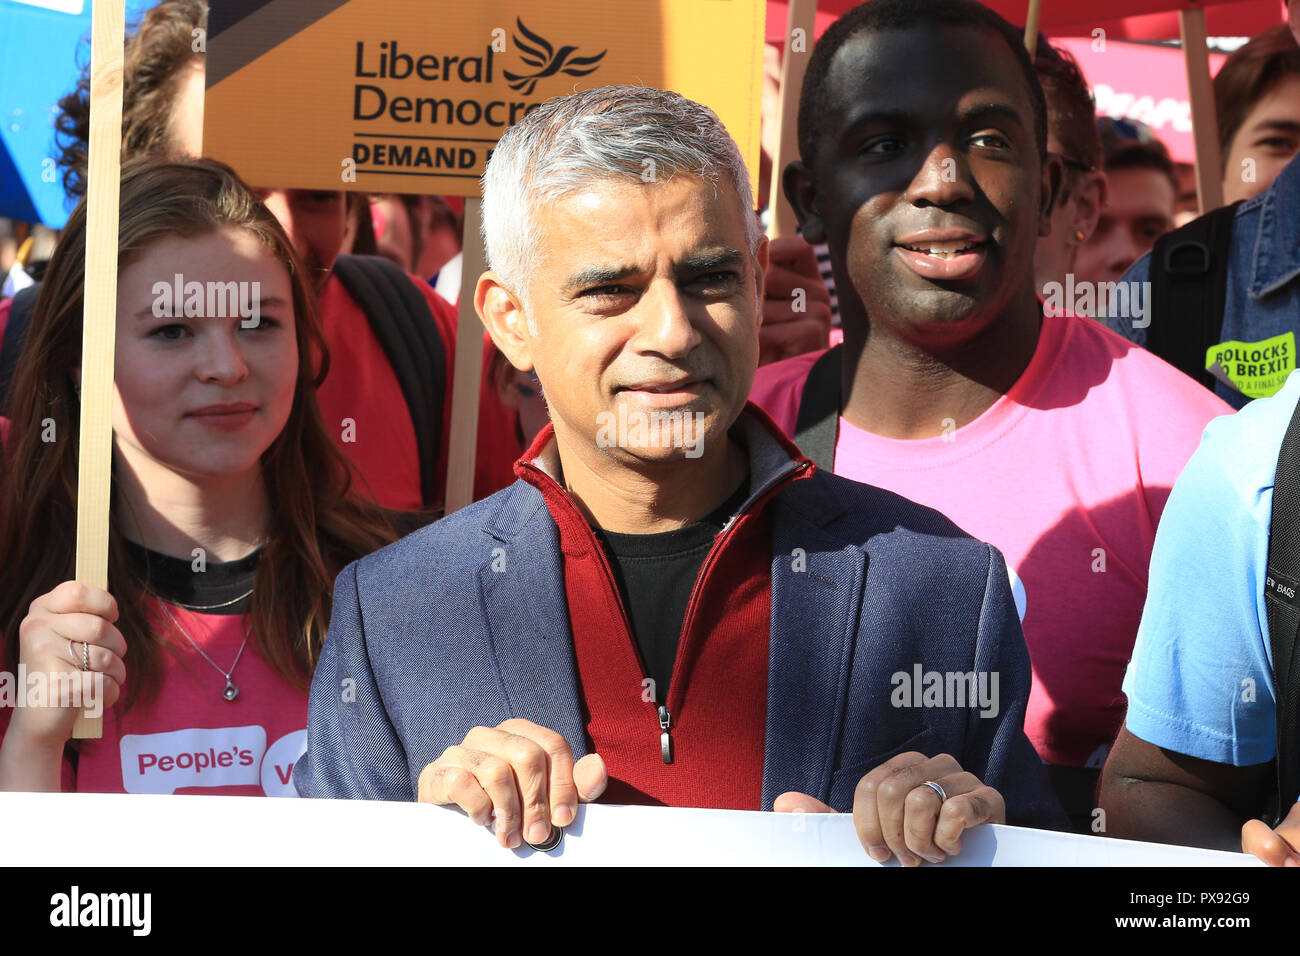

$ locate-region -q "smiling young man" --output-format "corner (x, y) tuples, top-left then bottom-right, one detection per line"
(749, 0), (1231, 829)
(295, 85), (1066, 863)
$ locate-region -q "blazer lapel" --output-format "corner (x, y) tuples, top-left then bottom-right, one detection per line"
(761, 482), (863, 809)
(477, 483), (589, 759)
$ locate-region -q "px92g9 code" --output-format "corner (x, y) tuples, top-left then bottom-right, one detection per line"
(1200, 892), (1250, 904)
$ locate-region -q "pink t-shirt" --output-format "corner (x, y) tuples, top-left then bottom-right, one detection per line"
(750, 312), (1233, 767)
(1, 599), (308, 796)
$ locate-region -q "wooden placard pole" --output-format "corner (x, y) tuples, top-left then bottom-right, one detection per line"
(443, 196), (486, 514)
(72, 0), (126, 740)
(1180, 8), (1225, 215)
(767, 0), (817, 240)
(1023, 0), (1042, 59)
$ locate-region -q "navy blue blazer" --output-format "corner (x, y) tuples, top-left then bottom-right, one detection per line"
(296, 415), (1066, 831)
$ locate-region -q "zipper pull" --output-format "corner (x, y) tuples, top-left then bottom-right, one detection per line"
(658, 705), (673, 765)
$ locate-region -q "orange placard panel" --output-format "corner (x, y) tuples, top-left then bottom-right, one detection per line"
(204, 0), (764, 196)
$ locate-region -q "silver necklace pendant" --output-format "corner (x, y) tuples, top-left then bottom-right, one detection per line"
(223, 680), (239, 702)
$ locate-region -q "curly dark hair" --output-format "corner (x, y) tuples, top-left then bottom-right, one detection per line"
(54, 0), (207, 200)
(1035, 38), (1101, 205)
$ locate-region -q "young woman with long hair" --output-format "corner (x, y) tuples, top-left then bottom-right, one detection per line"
(0, 157), (404, 794)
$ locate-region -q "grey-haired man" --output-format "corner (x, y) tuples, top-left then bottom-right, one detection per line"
(296, 85), (1065, 863)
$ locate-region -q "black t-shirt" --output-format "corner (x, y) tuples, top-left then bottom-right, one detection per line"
(122, 539), (260, 616)
(593, 480), (749, 703)
(117, 510), (429, 616)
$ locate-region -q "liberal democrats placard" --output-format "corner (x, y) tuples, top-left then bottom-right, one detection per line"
(203, 0), (765, 196)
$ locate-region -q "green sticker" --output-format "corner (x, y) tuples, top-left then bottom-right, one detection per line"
(1206, 332), (1296, 399)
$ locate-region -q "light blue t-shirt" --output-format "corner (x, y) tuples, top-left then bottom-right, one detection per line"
(1121, 371), (1300, 765)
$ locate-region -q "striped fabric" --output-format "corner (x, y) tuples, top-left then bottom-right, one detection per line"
(814, 241), (841, 327)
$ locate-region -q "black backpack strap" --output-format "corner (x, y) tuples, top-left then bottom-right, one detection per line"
(793, 344), (842, 472)
(0, 283), (41, 417)
(1266, 392), (1300, 822)
(1147, 200), (1242, 392)
(331, 255), (446, 508)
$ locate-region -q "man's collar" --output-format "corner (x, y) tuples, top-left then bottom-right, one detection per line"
(1249, 152), (1300, 298)
(518, 421), (565, 484)
(512, 402), (813, 526)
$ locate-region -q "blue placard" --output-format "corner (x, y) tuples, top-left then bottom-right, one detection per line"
(0, 0), (154, 227)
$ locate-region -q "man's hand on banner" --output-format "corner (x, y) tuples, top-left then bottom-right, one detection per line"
(417, 718), (608, 849)
(773, 751), (1006, 866)
(1241, 800), (1300, 866)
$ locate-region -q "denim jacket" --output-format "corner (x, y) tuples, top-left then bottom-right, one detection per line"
(1109, 152), (1300, 410)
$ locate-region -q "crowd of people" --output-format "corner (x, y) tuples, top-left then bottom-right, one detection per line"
(1, 0), (1299, 867)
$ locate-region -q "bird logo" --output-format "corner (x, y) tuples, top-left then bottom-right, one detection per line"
(503, 18), (607, 96)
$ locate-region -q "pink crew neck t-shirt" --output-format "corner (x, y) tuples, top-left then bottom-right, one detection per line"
(72, 600), (309, 796)
(750, 312), (1232, 767)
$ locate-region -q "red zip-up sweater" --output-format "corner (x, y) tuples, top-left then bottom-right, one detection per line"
(514, 406), (812, 809)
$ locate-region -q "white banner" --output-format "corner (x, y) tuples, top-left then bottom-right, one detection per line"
(0, 792), (1262, 866)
